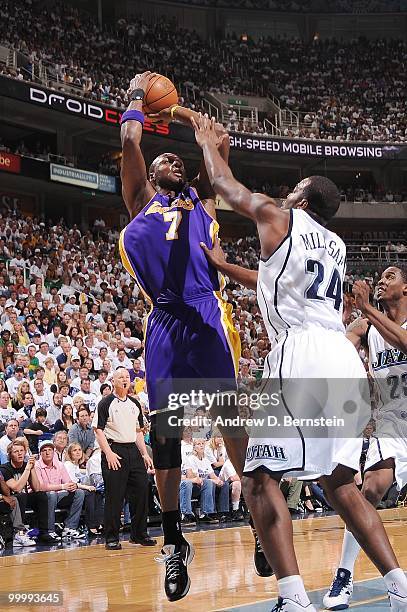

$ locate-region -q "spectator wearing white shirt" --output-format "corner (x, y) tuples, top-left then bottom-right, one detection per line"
(121, 301), (139, 324)
(0, 391), (19, 425)
(45, 324), (63, 353)
(122, 328), (142, 356)
(181, 427), (194, 470)
(65, 353), (81, 381)
(63, 295), (80, 314)
(181, 438), (229, 523)
(9, 252), (26, 271)
(83, 335), (100, 361)
(112, 348), (133, 371)
(218, 459), (244, 521)
(90, 370), (110, 397)
(69, 366), (90, 397)
(6, 367), (29, 398)
(100, 292), (117, 317)
(36, 342), (58, 368)
(59, 384), (73, 406)
(45, 392), (64, 427)
(29, 367), (51, 394)
(0, 418), (20, 461)
(3, 308), (18, 332)
(85, 303), (105, 329)
(77, 379), (97, 413)
(92, 346), (108, 372)
(31, 379), (53, 419)
(205, 436), (227, 474)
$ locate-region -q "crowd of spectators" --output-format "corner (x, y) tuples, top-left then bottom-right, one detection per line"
(0, 197), (404, 549)
(1, 1), (407, 143)
(245, 179), (407, 204)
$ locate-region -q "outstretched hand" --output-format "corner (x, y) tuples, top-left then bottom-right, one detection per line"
(352, 280), (371, 313)
(200, 236), (227, 271)
(191, 113), (222, 149)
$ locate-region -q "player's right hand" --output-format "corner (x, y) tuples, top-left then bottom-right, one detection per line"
(127, 71), (157, 96)
(191, 113), (221, 149)
(352, 280), (371, 313)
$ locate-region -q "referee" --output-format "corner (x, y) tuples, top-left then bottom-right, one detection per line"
(93, 367), (156, 550)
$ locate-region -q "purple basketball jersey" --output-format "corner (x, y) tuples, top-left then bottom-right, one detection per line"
(119, 186), (221, 305)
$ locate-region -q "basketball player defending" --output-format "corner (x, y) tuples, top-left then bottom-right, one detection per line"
(191, 114), (407, 612)
(323, 268), (407, 609)
(119, 73), (252, 602)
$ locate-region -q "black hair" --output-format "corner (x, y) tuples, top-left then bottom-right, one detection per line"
(100, 383), (112, 394)
(400, 268), (407, 284)
(77, 404), (90, 416)
(302, 176), (340, 223)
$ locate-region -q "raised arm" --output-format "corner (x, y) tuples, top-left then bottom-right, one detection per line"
(150, 106), (230, 217)
(191, 115), (290, 259)
(120, 72), (157, 218)
(353, 281), (407, 353)
(200, 237), (258, 291)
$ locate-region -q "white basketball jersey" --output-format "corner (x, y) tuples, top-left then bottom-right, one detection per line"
(257, 209), (346, 342)
(368, 322), (407, 413)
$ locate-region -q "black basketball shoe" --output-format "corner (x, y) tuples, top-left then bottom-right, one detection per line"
(159, 541), (195, 602)
(251, 523), (274, 577)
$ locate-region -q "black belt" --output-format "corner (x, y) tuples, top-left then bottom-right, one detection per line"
(107, 439), (136, 446)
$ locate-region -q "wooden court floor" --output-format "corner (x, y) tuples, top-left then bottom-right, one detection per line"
(0, 508), (406, 612)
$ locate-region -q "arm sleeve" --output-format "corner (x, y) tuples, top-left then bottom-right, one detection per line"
(129, 396), (144, 429)
(95, 395), (113, 430)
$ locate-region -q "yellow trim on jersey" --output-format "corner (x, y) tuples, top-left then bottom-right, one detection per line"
(209, 218), (240, 376)
(119, 226), (154, 405)
(209, 218), (226, 292)
(119, 227), (153, 307)
(214, 290), (241, 379)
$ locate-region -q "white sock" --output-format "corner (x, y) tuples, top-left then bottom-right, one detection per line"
(278, 575), (310, 607)
(339, 529), (360, 574)
(384, 568), (407, 597)
(232, 500), (239, 510)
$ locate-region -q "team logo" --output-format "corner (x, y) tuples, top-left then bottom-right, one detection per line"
(371, 348), (407, 370)
(246, 444), (287, 462)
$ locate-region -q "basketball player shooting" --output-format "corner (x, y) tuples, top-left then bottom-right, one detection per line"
(119, 72), (260, 603)
(323, 269), (407, 609)
(191, 114), (407, 612)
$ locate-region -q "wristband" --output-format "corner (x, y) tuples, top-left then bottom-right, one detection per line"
(130, 88), (145, 101)
(120, 110), (145, 126)
(170, 105), (181, 120)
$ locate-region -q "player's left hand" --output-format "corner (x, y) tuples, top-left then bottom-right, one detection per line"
(191, 113), (221, 149)
(352, 280), (371, 312)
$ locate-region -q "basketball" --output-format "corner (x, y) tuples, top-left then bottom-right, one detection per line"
(143, 74), (178, 113)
